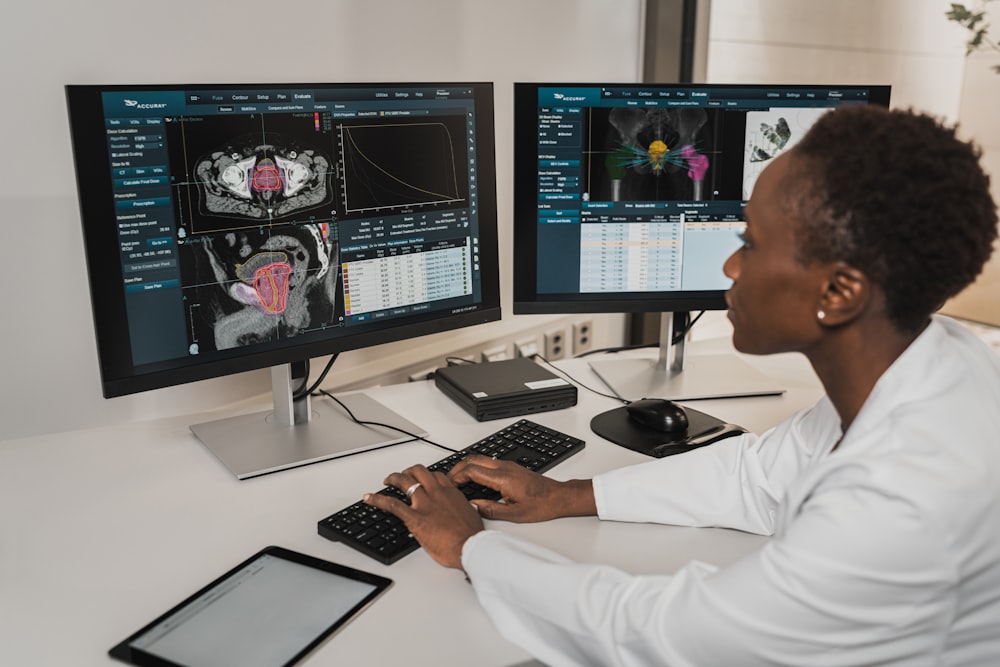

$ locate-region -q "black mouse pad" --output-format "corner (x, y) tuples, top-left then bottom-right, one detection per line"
(590, 405), (746, 458)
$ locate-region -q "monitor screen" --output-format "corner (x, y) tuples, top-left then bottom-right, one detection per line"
(66, 82), (500, 477)
(512, 82), (890, 406)
(66, 82), (499, 399)
(512, 82), (891, 315)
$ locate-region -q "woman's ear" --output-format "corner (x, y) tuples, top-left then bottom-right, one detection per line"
(817, 262), (871, 326)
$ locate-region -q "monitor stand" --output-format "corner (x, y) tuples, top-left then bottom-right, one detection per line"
(588, 312), (785, 402)
(191, 362), (425, 480)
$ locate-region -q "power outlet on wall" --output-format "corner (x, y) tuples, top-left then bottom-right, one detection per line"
(573, 320), (594, 355)
(543, 329), (567, 360)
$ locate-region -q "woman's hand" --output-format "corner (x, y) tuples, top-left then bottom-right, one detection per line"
(364, 456), (597, 569)
(448, 455), (597, 523)
(364, 465), (483, 570)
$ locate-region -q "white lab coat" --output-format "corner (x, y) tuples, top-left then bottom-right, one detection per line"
(462, 316), (1000, 666)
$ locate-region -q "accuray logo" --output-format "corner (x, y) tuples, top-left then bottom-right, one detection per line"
(552, 93), (587, 102)
(124, 99), (168, 110)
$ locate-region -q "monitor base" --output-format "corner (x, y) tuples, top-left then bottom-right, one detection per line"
(191, 392), (425, 480)
(589, 354), (785, 402)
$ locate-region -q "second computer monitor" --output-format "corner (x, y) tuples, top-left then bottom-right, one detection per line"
(512, 82), (890, 399)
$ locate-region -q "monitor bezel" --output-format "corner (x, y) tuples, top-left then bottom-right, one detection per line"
(66, 82), (501, 398)
(511, 81), (892, 315)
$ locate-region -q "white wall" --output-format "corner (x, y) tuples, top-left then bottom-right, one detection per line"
(705, 0), (969, 117)
(0, 0), (643, 441)
(943, 1), (1000, 326)
(705, 0), (1000, 326)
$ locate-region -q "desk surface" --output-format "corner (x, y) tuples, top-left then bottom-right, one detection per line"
(0, 345), (822, 666)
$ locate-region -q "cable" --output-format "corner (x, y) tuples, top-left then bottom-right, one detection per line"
(673, 310), (705, 344)
(296, 311), (696, 444)
(286, 351), (457, 450)
(530, 354), (629, 405)
(574, 310), (706, 358)
(293, 354), (339, 401)
(295, 353), (457, 453)
(293, 359), (312, 397)
(317, 389), (459, 454)
(575, 341), (656, 358)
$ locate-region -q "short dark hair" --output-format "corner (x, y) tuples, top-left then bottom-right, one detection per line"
(789, 105), (997, 333)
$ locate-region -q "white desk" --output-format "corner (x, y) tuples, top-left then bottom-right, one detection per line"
(0, 345), (822, 666)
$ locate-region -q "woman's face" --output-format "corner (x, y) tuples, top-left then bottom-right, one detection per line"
(723, 151), (830, 355)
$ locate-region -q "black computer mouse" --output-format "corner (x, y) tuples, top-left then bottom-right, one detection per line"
(626, 398), (689, 433)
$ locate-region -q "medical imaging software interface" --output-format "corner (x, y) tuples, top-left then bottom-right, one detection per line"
(102, 86), (485, 367)
(532, 85), (874, 297)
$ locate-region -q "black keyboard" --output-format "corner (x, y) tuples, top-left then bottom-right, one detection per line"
(317, 419), (585, 564)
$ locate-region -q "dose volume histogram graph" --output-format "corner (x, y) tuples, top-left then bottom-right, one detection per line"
(338, 116), (469, 213)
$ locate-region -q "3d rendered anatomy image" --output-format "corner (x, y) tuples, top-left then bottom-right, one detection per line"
(586, 107), (713, 202)
(741, 107), (830, 199)
(748, 116), (791, 162)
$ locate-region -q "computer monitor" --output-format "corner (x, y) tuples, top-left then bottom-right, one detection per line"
(512, 82), (890, 401)
(66, 82), (500, 478)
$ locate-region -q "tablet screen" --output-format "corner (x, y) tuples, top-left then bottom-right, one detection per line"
(110, 547), (392, 667)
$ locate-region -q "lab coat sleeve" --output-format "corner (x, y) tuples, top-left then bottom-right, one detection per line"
(463, 480), (956, 667)
(594, 401), (834, 534)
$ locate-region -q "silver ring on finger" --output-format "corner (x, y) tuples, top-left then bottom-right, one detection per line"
(405, 482), (422, 500)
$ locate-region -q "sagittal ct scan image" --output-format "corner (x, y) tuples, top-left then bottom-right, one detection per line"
(167, 112), (344, 353)
(179, 222), (341, 352)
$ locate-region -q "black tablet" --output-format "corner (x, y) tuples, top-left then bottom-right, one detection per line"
(109, 546), (392, 667)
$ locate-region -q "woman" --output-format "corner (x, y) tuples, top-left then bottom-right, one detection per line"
(365, 106), (1000, 665)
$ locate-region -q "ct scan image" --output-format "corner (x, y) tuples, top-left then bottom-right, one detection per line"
(165, 112), (344, 353)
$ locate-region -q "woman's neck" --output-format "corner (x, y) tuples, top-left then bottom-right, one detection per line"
(808, 319), (922, 433)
